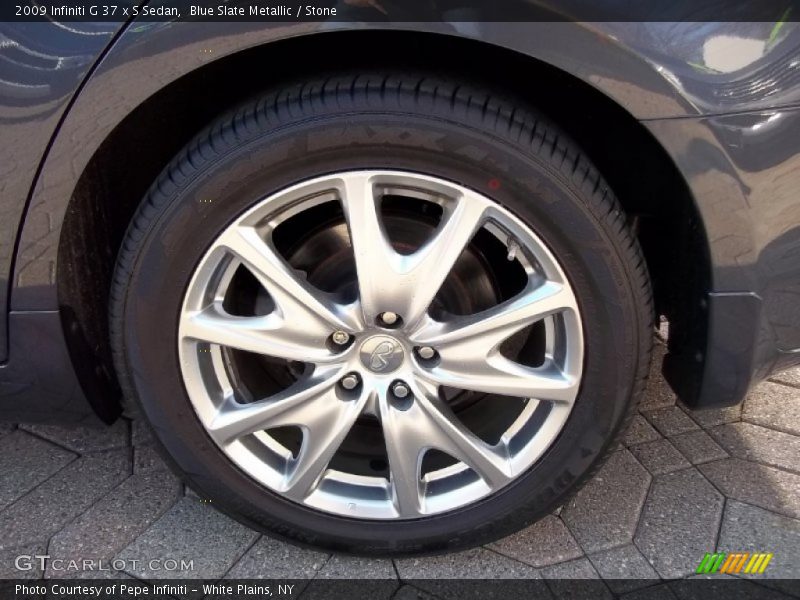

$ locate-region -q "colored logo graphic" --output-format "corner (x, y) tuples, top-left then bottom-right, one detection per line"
(696, 552), (773, 575)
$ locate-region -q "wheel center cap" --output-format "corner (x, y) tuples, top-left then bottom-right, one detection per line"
(359, 335), (405, 373)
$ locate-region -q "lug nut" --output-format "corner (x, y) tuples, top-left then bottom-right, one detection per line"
(417, 346), (437, 360)
(391, 381), (410, 399)
(379, 311), (399, 326)
(331, 330), (350, 346)
(340, 373), (360, 390)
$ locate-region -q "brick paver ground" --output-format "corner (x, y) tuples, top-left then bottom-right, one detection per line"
(1, 341), (799, 596)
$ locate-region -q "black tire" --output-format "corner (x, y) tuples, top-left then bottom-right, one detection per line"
(110, 72), (653, 555)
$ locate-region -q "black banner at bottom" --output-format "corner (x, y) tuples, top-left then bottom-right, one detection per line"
(2, 578), (800, 600)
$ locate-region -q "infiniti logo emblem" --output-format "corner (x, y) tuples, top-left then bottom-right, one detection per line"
(369, 341), (396, 371)
(359, 335), (405, 373)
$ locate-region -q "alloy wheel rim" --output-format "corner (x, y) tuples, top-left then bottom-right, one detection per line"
(178, 170), (583, 519)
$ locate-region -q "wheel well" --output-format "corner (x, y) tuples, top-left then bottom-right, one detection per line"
(57, 29), (710, 420)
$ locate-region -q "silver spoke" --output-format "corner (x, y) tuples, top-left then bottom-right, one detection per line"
(218, 225), (361, 332)
(208, 368), (342, 444)
(411, 280), (575, 349)
(413, 381), (513, 488)
(399, 196), (488, 325)
(424, 356), (578, 403)
(410, 281), (579, 402)
(208, 366), (367, 500)
(183, 302), (337, 363)
(378, 393), (425, 516)
(379, 379), (513, 516)
(340, 174), (488, 326)
(339, 173), (397, 323)
(283, 388), (370, 500)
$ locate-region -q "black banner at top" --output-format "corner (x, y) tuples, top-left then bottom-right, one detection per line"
(3, 0), (800, 22)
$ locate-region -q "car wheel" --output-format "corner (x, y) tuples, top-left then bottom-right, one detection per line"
(110, 72), (653, 554)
